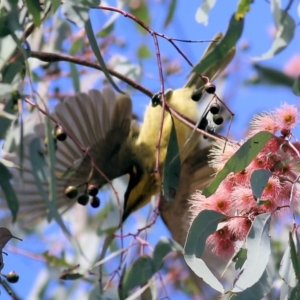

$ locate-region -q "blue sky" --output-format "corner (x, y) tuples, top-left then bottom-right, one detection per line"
(2, 1), (300, 299)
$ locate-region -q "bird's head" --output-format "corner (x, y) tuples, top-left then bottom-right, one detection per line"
(121, 164), (160, 224)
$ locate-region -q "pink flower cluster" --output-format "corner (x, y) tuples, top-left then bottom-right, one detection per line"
(190, 103), (300, 259)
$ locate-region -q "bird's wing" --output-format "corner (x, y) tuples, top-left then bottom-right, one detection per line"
(1, 88), (135, 225)
(159, 146), (213, 246)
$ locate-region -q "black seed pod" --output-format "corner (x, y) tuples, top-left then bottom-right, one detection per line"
(191, 88), (203, 101)
(209, 103), (220, 115)
(53, 126), (67, 141)
(204, 82), (216, 94)
(77, 194), (89, 206)
(64, 186), (78, 199)
(88, 185), (99, 197)
(5, 271), (19, 283)
(213, 114), (224, 125)
(90, 196), (100, 208)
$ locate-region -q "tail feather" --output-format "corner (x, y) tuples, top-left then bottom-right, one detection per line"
(1, 88), (135, 225)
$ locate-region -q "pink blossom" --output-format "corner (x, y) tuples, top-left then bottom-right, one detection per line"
(227, 217), (252, 241)
(232, 169), (250, 186)
(207, 227), (235, 259)
(230, 186), (257, 212)
(261, 176), (281, 200)
(189, 190), (210, 220)
(209, 193), (231, 214)
(275, 103), (299, 133)
(209, 141), (240, 172)
(248, 112), (279, 137)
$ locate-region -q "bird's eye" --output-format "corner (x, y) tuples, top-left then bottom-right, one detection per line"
(151, 92), (161, 107)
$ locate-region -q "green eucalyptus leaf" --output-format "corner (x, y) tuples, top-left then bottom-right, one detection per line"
(203, 131), (273, 197)
(163, 123), (181, 201)
(128, 0), (150, 35)
(164, 0), (176, 28)
(121, 256), (156, 298)
(253, 4), (295, 60)
(292, 76), (300, 96)
(84, 18), (123, 93)
(25, 0), (42, 26)
(250, 63), (295, 87)
(193, 13), (243, 76)
(0, 162), (19, 222)
(153, 237), (182, 270)
(235, 0), (253, 20)
(250, 169), (272, 200)
(231, 213), (272, 293)
(184, 209), (226, 257)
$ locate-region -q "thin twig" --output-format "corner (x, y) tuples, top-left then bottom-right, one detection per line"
(31, 51), (153, 98)
(0, 278), (21, 300)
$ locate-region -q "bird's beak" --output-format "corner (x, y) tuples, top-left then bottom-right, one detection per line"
(121, 165), (156, 224)
(122, 165), (144, 223)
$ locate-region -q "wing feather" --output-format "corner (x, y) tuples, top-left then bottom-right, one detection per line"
(1, 89), (135, 225)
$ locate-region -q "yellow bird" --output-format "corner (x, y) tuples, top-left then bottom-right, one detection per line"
(1, 34), (235, 232)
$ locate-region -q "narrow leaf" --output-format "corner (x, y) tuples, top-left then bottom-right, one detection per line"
(60, 273), (83, 280)
(203, 131), (273, 197)
(193, 14), (243, 76)
(45, 117), (72, 237)
(43, 251), (72, 268)
(51, 0), (61, 13)
(90, 248), (126, 270)
(289, 231), (300, 281)
(122, 256), (156, 298)
(153, 237), (182, 271)
(0, 162), (19, 221)
(128, 0), (150, 34)
(97, 23), (114, 37)
(252, 6), (295, 60)
(25, 0), (41, 26)
(250, 63), (295, 87)
(69, 63), (81, 93)
(292, 76), (300, 96)
(164, 0), (176, 28)
(163, 123), (181, 201)
(62, 1), (89, 27)
(250, 169), (272, 200)
(29, 138), (49, 202)
(232, 213), (272, 293)
(84, 18), (123, 93)
(230, 260), (273, 300)
(137, 44), (151, 59)
(280, 242), (297, 287)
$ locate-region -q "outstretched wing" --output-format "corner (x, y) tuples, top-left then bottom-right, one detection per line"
(1, 88), (135, 225)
